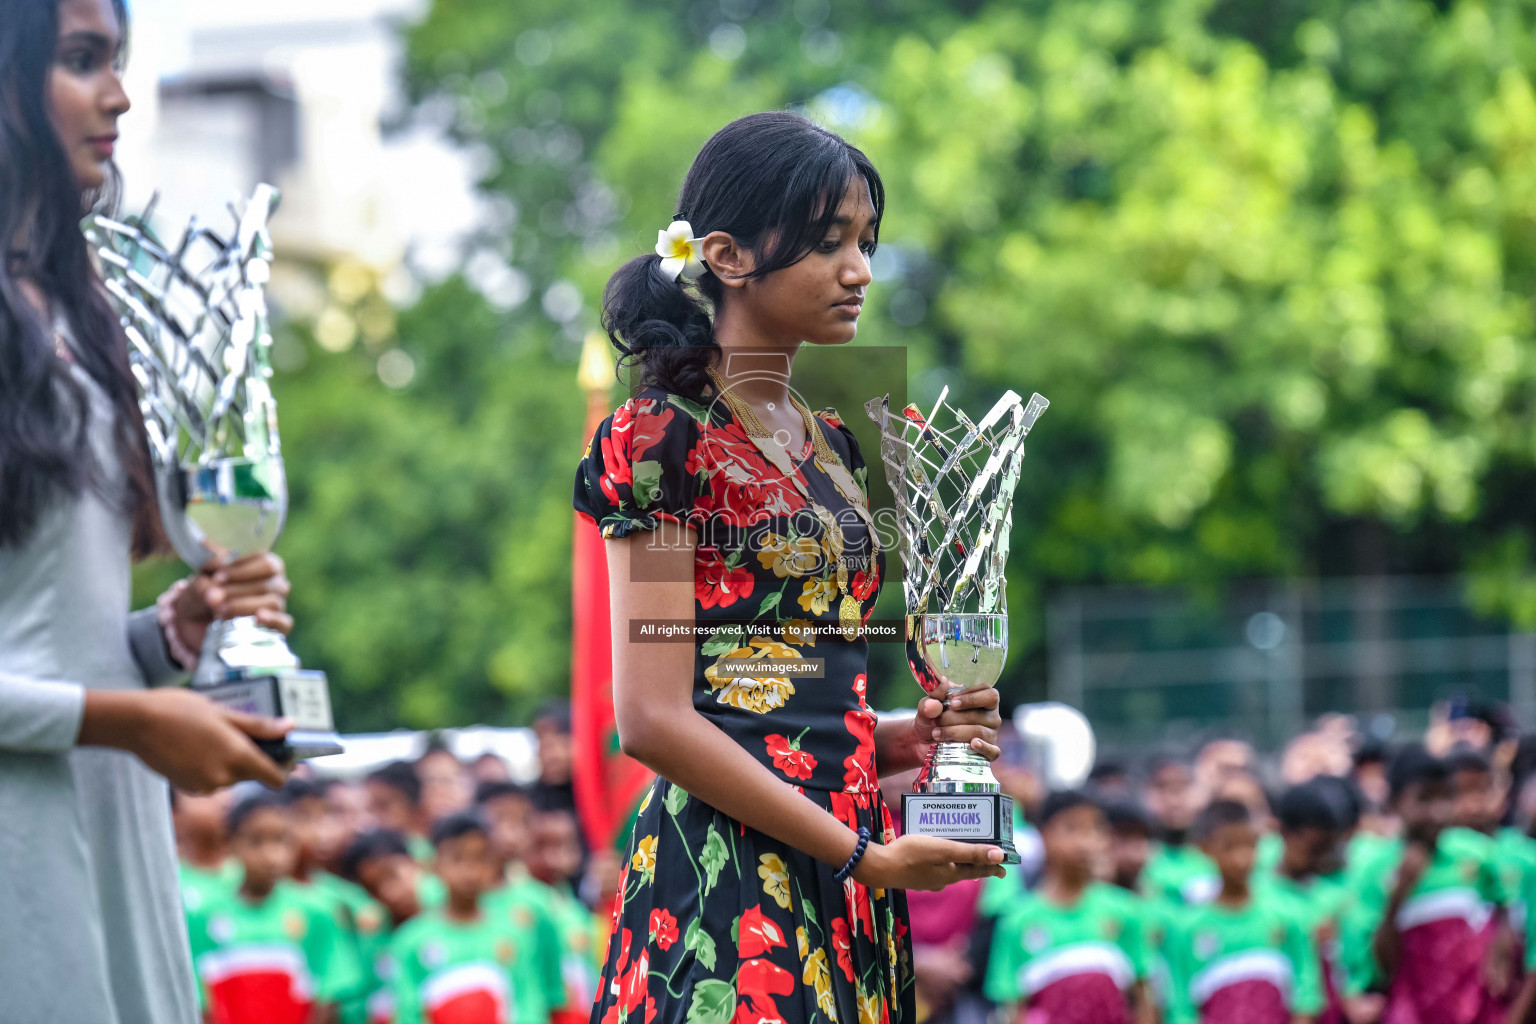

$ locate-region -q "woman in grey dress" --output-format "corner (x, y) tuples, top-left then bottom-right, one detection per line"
(2, 1), (303, 1020)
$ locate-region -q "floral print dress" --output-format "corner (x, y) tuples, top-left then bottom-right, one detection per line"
(573, 383), (912, 1024)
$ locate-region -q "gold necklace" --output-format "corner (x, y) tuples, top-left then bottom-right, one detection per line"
(706, 366), (879, 638)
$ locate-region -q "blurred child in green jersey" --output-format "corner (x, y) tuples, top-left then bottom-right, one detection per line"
(174, 787), (237, 915)
(1165, 800), (1321, 1024)
(387, 812), (546, 1024)
(186, 790), (363, 1024)
(1343, 744), (1507, 1024)
(985, 791), (1154, 1024)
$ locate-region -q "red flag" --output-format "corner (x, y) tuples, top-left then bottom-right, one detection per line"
(573, 346), (653, 853)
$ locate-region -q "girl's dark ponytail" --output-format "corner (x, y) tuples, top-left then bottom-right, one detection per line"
(600, 251), (720, 402)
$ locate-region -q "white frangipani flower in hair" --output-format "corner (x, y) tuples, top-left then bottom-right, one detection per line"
(655, 220), (707, 281)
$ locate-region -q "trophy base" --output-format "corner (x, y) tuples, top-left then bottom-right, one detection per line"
(194, 668), (344, 762)
(192, 616), (342, 762)
(902, 791), (1020, 866)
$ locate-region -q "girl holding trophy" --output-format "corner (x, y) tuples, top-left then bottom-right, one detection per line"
(575, 111), (1008, 1024)
(0, 1), (297, 1020)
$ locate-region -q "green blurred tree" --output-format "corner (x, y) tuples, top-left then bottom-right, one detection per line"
(136, 0), (1536, 726)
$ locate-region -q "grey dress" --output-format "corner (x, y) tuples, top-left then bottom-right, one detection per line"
(0, 328), (200, 1023)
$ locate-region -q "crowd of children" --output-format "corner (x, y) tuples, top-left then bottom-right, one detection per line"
(171, 701), (1536, 1024)
(947, 707), (1536, 1024)
(172, 706), (613, 1024)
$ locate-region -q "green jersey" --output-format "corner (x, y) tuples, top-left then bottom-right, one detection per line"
(1163, 893), (1322, 1024)
(484, 873), (570, 1020)
(1145, 843), (1219, 906)
(1339, 826), (1505, 996)
(1139, 894), (1180, 1012)
(303, 871), (393, 1024)
(977, 809), (1036, 918)
(1254, 832), (1283, 876)
(421, 871), (449, 909)
(540, 881), (601, 1009)
(1255, 866), (1352, 1008)
(387, 909), (547, 1024)
(179, 859), (238, 915)
(1493, 829), (1536, 943)
(1256, 868), (1352, 943)
(1346, 831), (1396, 874)
(185, 879), (365, 1024)
(1512, 837), (1536, 971)
(985, 882), (1149, 1021)
(979, 868), (1025, 920)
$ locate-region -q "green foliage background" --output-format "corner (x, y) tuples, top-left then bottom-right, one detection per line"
(136, 0), (1536, 729)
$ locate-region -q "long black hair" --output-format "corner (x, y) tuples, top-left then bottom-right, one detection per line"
(601, 110), (885, 400)
(0, 0), (162, 555)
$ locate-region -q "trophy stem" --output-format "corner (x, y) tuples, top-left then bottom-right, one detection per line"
(193, 615), (300, 685)
(921, 736), (1002, 794)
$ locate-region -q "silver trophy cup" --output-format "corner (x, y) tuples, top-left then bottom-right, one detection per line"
(86, 185), (342, 761)
(866, 387), (1048, 864)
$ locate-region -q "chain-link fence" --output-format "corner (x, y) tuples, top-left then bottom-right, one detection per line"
(1047, 576), (1536, 753)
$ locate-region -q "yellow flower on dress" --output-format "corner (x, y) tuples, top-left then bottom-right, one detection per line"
(704, 636), (799, 714)
(798, 576), (837, 615)
(780, 619), (818, 647)
(757, 853), (791, 909)
(747, 637), (797, 659)
(803, 948), (838, 1021)
(858, 988), (882, 1024)
(803, 947), (829, 987)
(797, 926), (809, 959)
(638, 786), (654, 813)
(757, 534), (822, 578)
(632, 835), (658, 881)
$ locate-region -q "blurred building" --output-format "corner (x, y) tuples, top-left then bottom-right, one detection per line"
(116, 0), (485, 306)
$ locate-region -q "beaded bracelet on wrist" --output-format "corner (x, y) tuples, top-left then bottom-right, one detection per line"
(834, 825), (872, 884)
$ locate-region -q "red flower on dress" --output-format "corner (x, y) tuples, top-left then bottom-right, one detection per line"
(648, 909), (678, 951)
(851, 563), (879, 602)
(601, 928), (655, 1024)
(844, 872), (876, 944)
(598, 398), (679, 510)
(621, 947), (650, 1010)
(817, 409), (845, 430)
(731, 1000), (786, 1024)
(598, 432), (634, 508)
(828, 791), (861, 833)
(696, 549), (755, 610)
(734, 958), (796, 1024)
(843, 676), (878, 793)
(737, 905), (789, 959)
(629, 402), (675, 463)
(685, 440), (709, 522)
(842, 719), (877, 791)
(830, 917), (856, 983)
(695, 420), (807, 529)
(764, 734), (817, 781)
